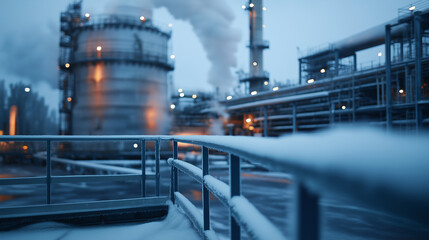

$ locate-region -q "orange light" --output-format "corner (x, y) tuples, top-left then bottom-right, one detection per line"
(0, 130), (3, 135)
(9, 105), (17, 136)
(65, 63), (70, 68)
(249, 126), (255, 131)
(67, 97), (72, 102)
(22, 145), (28, 150)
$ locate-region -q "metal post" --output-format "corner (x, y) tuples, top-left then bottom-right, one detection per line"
(335, 51), (339, 76)
(352, 76), (356, 122)
(173, 141), (178, 193)
(230, 154), (241, 239)
(141, 139), (146, 197)
(414, 14), (422, 131)
(385, 24), (392, 130)
(353, 53), (357, 72)
(263, 106), (268, 137)
(294, 182), (319, 240)
(298, 59), (302, 85)
(202, 146), (210, 231)
(46, 140), (51, 204)
(329, 98), (334, 125)
(155, 139), (160, 196)
(292, 103), (297, 133)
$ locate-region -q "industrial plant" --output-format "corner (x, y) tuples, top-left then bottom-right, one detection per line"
(223, 0), (429, 136)
(58, 1), (174, 135)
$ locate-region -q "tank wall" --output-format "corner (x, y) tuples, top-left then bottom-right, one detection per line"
(71, 21), (170, 135)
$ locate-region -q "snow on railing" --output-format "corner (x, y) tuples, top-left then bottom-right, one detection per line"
(167, 127), (429, 240)
(1, 128), (428, 240)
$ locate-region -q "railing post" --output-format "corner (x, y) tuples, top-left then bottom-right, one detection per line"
(230, 154), (241, 239)
(141, 139), (146, 197)
(46, 140), (51, 204)
(155, 139), (160, 196)
(173, 141), (179, 193)
(170, 140), (178, 203)
(294, 182), (319, 240)
(202, 146), (210, 231)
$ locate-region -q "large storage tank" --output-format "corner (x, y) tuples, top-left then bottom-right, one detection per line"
(59, 3), (174, 135)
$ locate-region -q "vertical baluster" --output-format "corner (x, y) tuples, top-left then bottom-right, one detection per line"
(202, 146), (210, 230)
(230, 154), (241, 239)
(46, 140), (51, 204)
(155, 139), (160, 196)
(173, 141), (178, 194)
(294, 182), (319, 240)
(141, 139), (146, 197)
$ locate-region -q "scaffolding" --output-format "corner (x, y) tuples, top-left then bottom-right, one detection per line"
(226, 4), (429, 136)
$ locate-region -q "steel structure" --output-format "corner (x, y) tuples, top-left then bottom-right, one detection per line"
(226, 2), (429, 136)
(240, 0), (270, 94)
(59, 1), (174, 135)
(1, 130), (428, 239)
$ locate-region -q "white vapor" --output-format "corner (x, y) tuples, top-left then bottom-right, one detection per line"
(151, 0), (241, 95)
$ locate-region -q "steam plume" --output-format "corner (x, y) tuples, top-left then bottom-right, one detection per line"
(151, 0), (241, 95)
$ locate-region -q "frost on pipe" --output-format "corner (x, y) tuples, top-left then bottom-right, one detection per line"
(174, 192), (218, 240)
(168, 158), (202, 183)
(230, 196), (285, 240)
(172, 127), (429, 225)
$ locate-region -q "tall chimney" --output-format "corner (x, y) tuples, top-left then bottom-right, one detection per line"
(244, 0), (269, 93)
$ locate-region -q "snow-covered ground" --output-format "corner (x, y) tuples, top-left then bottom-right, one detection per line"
(0, 202), (199, 240)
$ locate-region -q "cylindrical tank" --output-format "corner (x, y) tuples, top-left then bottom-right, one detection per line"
(70, 8), (173, 135)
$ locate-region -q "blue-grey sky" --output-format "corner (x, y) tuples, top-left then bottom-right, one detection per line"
(0, 0), (412, 111)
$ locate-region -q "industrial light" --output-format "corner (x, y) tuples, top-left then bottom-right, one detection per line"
(272, 86), (279, 91)
(263, 7), (267, 11)
(341, 105), (347, 110)
(252, 61), (258, 66)
(24, 87), (30, 93)
(409, 6), (416, 11)
(320, 68), (325, 73)
(140, 16), (146, 21)
(192, 94), (197, 99)
(241, 5), (246, 9)
(170, 104), (176, 109)
(168, 23), (173, 28)
(264, 81), (268, 85)
(67, 97), (72, 102)
(133, 143), (138, 149)
(307, 79), (315, 84)
(251, 91), (257, 95)
(262, 24), (266, 28)
(399, 89), (404, 94)
(84, 13), (90, 18)
(246, 118), (252, 123)
(178, 88), (183, 93)
(377, 52), (382, 57)
(226, 96), (232, 100)
(96, 46), (102, 52)
(180, 93), (185, 97)
(170, 54), (175, 59)
(65, 63), (70, 68)
(249, 3), (254, 8)
(249, 126), (255, 131)
(22, 145), (28, 150)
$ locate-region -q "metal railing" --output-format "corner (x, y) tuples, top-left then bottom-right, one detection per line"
(1, 129), (428, 240)
(0, 136), (163, 204)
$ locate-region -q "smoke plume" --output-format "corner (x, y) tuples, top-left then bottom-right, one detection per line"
(151, 0), (241, 95)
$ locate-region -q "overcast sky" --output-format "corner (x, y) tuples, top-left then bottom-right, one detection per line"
(0, 0), (413, 111)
